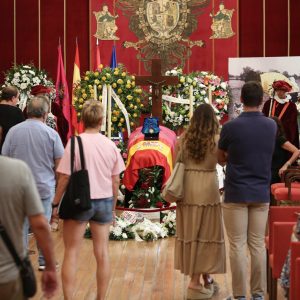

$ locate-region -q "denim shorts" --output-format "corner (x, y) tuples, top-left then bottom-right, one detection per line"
(72, 197), (113, 224)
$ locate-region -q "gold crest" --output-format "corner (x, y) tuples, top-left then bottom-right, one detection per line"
(117, 0), (210, 72)
(210, 2), (235, 39)
(94, 4), (119, 40)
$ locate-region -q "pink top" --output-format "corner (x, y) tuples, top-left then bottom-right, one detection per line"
(57, 133), (125, 199)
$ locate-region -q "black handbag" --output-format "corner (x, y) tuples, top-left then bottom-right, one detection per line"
(59, 136), (91, 219)
(0, 223), (37, 298)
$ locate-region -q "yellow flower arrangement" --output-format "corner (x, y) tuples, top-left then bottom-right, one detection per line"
(73, 64), (146, 135)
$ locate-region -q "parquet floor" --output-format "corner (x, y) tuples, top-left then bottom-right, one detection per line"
(29, 228), (285, 300)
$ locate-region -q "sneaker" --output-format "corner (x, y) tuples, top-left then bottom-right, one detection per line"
(38, 262), (59, 271)
(187, 286), (214, 299)
(205, 280), (219, 294)
(38, 263), (46, 271)
(251, 294), (264, 300)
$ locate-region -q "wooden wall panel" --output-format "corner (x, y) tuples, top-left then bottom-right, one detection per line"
(15, 0), (39, 65)
(265, 0), (289, 56)
(1, 1), (300, 86)
(65, 0), (90, 89)
(40, 0), (64, 81)
(239, 0), (264, 57)
(290, 0), (300, 56)
(0, 1), (14, 82)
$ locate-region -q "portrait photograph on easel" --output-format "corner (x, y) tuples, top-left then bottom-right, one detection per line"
(228, 56), (300, 119)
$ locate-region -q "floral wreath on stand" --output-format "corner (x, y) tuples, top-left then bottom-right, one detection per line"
(162, 67), (230, 131)
(3, 64), (56, 128)
(85, 210), (176, 242)
(73, 64), (146, 136)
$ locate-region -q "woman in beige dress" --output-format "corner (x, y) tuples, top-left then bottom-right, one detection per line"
(174, 103), (226, 299)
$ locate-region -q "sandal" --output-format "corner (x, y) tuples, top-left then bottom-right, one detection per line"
(187, 286), (214, 299)
(205, 279), (219, 294)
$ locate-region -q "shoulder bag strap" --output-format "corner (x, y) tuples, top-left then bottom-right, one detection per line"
(76, 136), (86, 170)
(70, 136), (75, 174)
(0, 223), (23, 267)
(176, 147), (183, 163)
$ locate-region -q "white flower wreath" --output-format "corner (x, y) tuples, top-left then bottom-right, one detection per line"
(162, 67), (230, 130)
(3, 64), (56, 111)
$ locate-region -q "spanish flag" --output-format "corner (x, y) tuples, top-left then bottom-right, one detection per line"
(72, 40), (84, 134)
(123, 126), (177, 191)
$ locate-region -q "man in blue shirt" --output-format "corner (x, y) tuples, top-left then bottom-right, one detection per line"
(2, 96), (64, 271)
(218, 81), (276, 300)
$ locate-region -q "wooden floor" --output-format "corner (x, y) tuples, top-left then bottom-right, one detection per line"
(29, 229), (286, 300)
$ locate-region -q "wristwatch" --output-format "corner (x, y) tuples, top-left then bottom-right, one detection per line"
(52, 203), (59, 208)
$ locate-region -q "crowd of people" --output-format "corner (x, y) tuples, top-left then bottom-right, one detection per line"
(0, 87), (125, 300)
(0, 79), (299, 300)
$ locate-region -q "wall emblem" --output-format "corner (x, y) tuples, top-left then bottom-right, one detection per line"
(117, 0), (210, 72)
(145, 1), (180, 39)
(94, 4), (119, 40)
(210, 2), (235, 39)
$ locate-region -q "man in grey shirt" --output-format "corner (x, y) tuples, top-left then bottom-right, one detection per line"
(0, 146), (58, 299)
(2, 96), (64, 270)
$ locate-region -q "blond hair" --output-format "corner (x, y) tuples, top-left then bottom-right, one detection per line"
(82, 100), (103, 128)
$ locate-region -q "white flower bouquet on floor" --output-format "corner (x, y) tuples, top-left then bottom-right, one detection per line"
(131, 218), (168, 242)
(109, 216), (135, 241)
(161, 211), (176, 236)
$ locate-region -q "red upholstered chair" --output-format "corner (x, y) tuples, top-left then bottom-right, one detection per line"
(294, 258), (300, 300)
(267, 207), (300, 253)
(274, 187), (300, 202)
(289, 242), (300, 300)
(269, 222), (295, 300)
(266, 207), (300, 294)
(272, 172), (300, 204)
(271, 182), (300, 195)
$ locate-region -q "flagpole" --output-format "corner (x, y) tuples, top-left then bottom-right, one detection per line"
(107, 85), (112, 139)
(189, 85), (194, 119)
(208, 85), (212, 105)
(94, 85), (97, 101)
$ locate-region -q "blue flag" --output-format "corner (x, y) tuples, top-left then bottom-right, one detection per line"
(110, 45), (117, 69)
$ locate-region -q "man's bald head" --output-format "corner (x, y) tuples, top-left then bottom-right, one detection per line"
(27, 96), (49, 118)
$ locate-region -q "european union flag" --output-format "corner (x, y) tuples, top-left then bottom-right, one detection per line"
(110, 45), (117, 69)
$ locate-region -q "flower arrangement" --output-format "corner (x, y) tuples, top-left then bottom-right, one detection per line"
(3, 64), (56, 109)
(161, 211), (176, 236)
(109, 217), (135, 240)
(128, 166), (169, 209)
(85, 210), (176, 242)
(131, 218), (168, 241)
(162, 67), (230, 130)
(73, 64), (145, 136)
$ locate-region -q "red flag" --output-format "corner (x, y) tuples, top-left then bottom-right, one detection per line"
(55, 44), (72, 139)
(72, 41), (84, 134)
(95, 39), (101, 71)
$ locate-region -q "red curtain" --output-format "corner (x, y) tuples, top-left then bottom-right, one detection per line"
(0, 0), (300, 84)
(90, 0), (239, 79)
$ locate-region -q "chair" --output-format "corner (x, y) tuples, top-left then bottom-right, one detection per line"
(266, 207), (300, 293)
(274, 187), (300, 202)
(270, 168), (300, 206)
(289, 242), (300, 300)
(267, 207), (300, 253)
(269, 222), (295, 300)
(295, 258), (300, 300)
(271, 182), (300, 195)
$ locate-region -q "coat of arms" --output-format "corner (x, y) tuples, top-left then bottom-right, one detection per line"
(116, 0), (210, 72)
